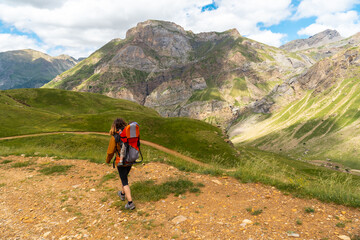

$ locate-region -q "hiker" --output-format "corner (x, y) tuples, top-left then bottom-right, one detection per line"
(106, 118), (135, 210)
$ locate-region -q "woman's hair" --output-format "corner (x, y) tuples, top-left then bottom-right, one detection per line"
(109, 118), (127, 135)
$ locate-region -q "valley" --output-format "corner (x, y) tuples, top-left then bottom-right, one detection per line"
(1, 0), (360, 236)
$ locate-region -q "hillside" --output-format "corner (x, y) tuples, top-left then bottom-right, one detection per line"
(0, 49), (78, 90)
(43, 20), (313, 126)
(0, 88), (238, 166)
(230, 47), (360, 170)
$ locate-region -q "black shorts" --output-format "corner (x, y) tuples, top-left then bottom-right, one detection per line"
(117, 165), (132, 186)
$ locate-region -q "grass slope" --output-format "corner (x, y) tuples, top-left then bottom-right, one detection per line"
(0, 88), (238, 167)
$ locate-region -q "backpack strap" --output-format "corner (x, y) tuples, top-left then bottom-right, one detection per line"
(136, 136), (143, 163)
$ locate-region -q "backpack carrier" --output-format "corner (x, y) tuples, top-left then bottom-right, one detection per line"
(113, 122), (143, 168)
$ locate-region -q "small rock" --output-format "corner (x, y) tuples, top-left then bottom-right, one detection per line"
(72, 184), (81, 189)
(21, 154), (25, 157)
(90, 188), (96, 192)
(338, 235), (351, 240)
(211, 180), (222, 185)
(171, 215), (187, 224)
(287, 232), (300, 238)
(242, 219), (253, 224)
(43, 231), (51, 237)
(66, 217), (77, 223)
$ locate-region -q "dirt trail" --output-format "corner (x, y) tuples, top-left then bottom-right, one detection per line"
(0, 155), (359, 240)
(0, 132), (210, 168)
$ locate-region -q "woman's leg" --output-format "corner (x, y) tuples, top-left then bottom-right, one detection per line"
(123, 185), (132, 202)
(118, 166), (133, 201)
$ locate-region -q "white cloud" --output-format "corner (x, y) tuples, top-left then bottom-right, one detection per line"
(248, 30), (287, 47)
(0, 0), (292, 57)
(0, 0), (66, 9)
(180, 0), (292, 34)
(294, 0), (360, 19)
(0, 33), (45, 52)
(298, 10), (360, 37)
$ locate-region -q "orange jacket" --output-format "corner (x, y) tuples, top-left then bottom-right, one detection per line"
(106, 136), (121, 164)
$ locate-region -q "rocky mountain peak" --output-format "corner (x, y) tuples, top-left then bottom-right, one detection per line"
(308, 29), (341, 42)
(280, 29), (343, 52)
(126, 20), (187, 39)
(121, 20), (192, 66)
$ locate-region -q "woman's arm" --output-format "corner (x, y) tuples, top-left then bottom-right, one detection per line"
(106, 136), (116, 163)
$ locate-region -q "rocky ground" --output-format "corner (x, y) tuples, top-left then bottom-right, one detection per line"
(0, 155), (359, 240)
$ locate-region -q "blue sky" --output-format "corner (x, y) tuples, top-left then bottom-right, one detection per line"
(0, 0), (359, 58)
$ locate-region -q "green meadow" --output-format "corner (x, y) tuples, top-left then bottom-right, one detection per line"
(1, 88), (360, 207)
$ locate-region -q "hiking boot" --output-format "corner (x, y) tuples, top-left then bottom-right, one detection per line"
(125, 202), (135, 210)
(117, 191), (125, 201)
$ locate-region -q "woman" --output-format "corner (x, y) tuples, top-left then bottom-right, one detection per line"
(106, 118), (135, 210)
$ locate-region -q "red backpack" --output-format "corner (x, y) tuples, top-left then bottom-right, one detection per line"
(113, 122), (143, 167)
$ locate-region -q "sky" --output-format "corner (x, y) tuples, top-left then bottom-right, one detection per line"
(0, 0), (359, 58)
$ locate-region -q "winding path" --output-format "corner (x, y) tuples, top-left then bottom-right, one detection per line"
(0, 131), (210, 168)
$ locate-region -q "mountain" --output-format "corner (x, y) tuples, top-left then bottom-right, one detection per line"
(44, 20), (312, 126)
(0, 49), (78, 90)
(229, 46), (360, 170)
(296, 32), (360, 61)
(280, 29), (343, 52)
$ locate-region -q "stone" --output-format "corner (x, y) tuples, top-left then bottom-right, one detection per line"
(211, 180), (222, 185)
(171, 215), (187, 224)
(242, 219), (253, 224)
(66, 217), (77, 223)
(90, 188), (96, 192)
(338, 235), (351, 240)
(287, 232), (300, 238)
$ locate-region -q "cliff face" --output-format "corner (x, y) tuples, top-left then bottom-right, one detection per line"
(0, 49), (77, 90)
(45, 20), (312, 126)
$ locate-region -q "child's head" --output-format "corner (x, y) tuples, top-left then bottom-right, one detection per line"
(109, 118), (127, 135)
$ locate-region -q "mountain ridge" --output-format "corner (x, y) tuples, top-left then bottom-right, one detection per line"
(44, 20), (312, 126)
(280, 29), (343, 52)
(0, 49), (78, 90)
